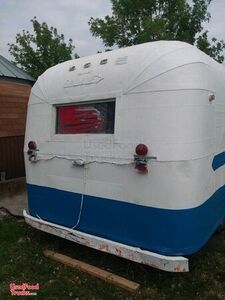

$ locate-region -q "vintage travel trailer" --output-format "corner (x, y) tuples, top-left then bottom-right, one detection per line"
(24, 41), (225, 272)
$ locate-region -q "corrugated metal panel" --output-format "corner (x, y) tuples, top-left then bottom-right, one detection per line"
(0, 55), (35, 82)
(0, 135), (25, 180)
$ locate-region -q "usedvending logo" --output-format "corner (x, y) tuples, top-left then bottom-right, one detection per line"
(10, 283), (39, 296)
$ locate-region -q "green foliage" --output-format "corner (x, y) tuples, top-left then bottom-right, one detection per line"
(197, 31), (225, 63)
(8, 17), (78, 79)
(89, 0), (225, 63)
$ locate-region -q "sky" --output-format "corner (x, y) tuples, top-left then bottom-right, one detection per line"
(0, 0), (225, 61)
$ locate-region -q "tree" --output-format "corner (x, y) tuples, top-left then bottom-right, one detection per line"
(89, 0), (225, 63)
(9, 17), (79, 79)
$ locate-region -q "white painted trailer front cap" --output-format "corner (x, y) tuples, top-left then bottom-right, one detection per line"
(24, 41), (225, 270)
(25, 40), (225, 211)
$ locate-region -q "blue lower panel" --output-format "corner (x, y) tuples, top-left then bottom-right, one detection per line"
(212, 151), (225, 171)
(27, 184), (225, 255)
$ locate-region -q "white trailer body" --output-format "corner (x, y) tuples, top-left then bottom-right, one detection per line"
(24, 41), (225, 272)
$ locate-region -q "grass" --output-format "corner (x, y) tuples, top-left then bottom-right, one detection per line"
(0, 215), (225, 300)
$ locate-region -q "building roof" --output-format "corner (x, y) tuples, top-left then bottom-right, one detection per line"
(0, 55), (35, 83)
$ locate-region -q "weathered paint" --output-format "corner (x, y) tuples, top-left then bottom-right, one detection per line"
(23, 210), (189, 272)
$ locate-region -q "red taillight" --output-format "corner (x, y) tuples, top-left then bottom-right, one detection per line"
(135, 163), (148, 173)
(135, 144), (148, 156)
(134, 144), (149, 174)
(28, 141), (37, 150)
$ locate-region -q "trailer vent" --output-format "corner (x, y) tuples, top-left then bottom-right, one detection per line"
(69, 66), (76, 72)
(84, 63), (91, 69)
(115, 56), (128, 65)
(100, 59), (108, 65)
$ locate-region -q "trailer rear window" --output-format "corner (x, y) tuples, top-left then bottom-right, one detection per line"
(56, 100), (115, 134)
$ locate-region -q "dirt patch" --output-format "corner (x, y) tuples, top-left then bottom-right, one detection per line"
(0, 191), (27, 217)
(0, 178), (27, 216)
(0, 177), (26, 198)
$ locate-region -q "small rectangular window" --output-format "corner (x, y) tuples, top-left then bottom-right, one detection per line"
(56, 100), (115, 134)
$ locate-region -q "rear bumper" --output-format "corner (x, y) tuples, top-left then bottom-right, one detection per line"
(23, 209), (188, 272)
